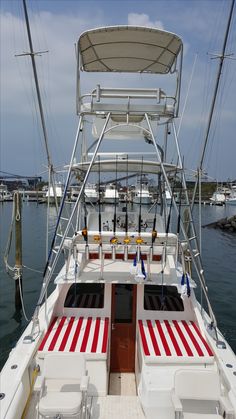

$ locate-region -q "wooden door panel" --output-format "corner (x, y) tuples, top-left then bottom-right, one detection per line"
(110, 284), (136, 372)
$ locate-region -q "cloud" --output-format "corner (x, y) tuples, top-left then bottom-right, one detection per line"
(128, 13), (164, 30)
(0, 3), (235, 180)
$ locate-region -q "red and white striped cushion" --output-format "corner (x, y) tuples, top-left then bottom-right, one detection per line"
(38, 316), (109, 359)
(138, 319), (214, 364)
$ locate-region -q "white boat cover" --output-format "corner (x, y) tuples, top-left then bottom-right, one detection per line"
(73, 159), (181, 175)
(78, 26), (182, 74)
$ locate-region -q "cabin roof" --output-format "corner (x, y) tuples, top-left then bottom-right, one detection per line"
(78, 26), (182, 74)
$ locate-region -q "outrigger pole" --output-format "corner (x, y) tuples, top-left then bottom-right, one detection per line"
(191, 0), (235, 209)
(145, 113), (218, 337)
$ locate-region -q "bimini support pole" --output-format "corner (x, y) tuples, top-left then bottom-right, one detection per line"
(24, 113), (111, 343)
(144, 113), (218, 336)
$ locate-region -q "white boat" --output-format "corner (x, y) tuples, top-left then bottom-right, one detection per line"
(1, 25), (236, 419)
(226, 184), (236, 205)
(103, 183), (119, 204)
(84, 183), (99, 204)
(0, 183), (12, 202)
(133, 175), (152, 205)
(210, 186), (230, 205)
(45, 182), (63, 204)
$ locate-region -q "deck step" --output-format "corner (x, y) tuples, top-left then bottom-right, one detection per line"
(109, 373), (137, 396)
(90, 395), (145, 419)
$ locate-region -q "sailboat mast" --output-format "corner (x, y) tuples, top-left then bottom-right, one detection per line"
(199, 0), (235, 170)
(21, 0), (60, 258)
(22, 0), (52, 171)
(192, 0), (235, 206)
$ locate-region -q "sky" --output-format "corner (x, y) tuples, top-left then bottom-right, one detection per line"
(0, 0), (236, 182)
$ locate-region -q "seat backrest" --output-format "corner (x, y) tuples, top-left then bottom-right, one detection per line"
(174, 369), (221, 401)
(43, 353), (86, 381)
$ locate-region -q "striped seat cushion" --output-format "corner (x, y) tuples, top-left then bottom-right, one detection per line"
(138, 319), (214, 364)
(38, 317), (109, 359)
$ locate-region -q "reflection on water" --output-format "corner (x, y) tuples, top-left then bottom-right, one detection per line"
(0, 202), (235, 369)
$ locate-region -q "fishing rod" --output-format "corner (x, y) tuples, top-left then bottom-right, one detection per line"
(131, 157), (146, 282)
(125, 157), (129, 236)
(166, 163), (179, 236)
(93, 156), (102, 256)
(138, 157), (144, 237)
(160, 163), (179, 309)
(110, 157), (118, 259)
(81, 191), (89, 258)
(113, 156), (118, 236)
(135, 157), (144, 269)
(98, 156), (102, 238)
(151, 174), (159, 247)
(124, 156), (130, 259)
(161, 171), (178, 310)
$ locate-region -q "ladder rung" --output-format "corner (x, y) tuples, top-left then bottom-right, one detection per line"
(56, 233), (63, 238)
(61, 217), (69, 221)
(52, 249), (58, 254)
(189, 236), (197, 241)
(194, 252), (200, 257)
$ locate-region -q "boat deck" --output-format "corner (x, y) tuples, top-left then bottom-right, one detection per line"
(89, 395), (145, 419)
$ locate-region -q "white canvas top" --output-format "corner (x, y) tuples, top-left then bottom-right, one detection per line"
(73, 160), (181, 175)
(78, 26), (182, 74)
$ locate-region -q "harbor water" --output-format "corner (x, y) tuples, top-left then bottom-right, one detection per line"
(0, 201), (236, 370)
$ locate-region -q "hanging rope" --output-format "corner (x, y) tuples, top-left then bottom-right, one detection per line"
(4, 192), (20, 277)
(3, 193), (30, 321)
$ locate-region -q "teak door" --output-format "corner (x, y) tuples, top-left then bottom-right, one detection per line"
(110, 284), (137, 372)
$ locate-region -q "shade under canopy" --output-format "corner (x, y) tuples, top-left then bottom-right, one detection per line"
(78, 26), (182, 74)
(73, 159), (181, 175)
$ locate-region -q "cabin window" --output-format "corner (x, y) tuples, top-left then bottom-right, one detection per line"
(144, 285), (184, 311)
(64, 283), (104, 308)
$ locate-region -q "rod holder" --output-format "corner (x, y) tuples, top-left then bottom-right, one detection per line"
(99, 245), (103, 259)
(85, 245), (89, 260)
(112, 245), (116, 261)
(100, 250), (104, 279)
(124, 245), (128, 261)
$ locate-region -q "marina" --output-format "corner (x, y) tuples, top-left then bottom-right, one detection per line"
(0, 1), (236, 419)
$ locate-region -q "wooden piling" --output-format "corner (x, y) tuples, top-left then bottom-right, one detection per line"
(14, 192), (22, 310)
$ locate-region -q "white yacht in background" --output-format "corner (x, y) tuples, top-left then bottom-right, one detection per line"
(0, 183), (12, 202)
(133, 175), (152, 205)
(103, 183), (119, 204)
(84, 183), (99, 204)
(45, 182), (63, 204)
(226, 184), (236, 205)
(210, 186), (230, 205)
(1, 25), (236, 419)
(70, 185), (81, 201)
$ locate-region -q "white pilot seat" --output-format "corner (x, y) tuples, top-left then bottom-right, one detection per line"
(171, 369), (234, 419)
(38, 353), (89, 419)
